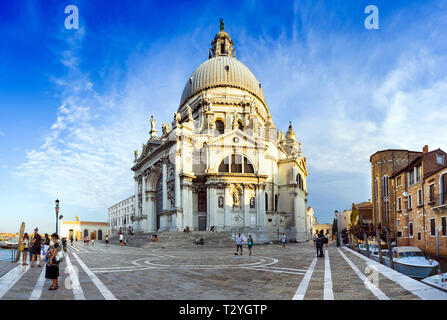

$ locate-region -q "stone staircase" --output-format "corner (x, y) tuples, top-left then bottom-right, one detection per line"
(143, 231), (236, 249)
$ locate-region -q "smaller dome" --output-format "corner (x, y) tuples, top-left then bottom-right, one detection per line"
(285, 122), (296, 141)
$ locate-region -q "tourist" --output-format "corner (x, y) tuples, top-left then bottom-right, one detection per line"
(87, 236), (89, 246)
(31, 228), (42, 267)
(45, 233), (61, 290)
(43, 234), (50, 263)
(75, 236), (77, 243)
(91, 238), (95, 246)
(105, 235), (109, 247)
(281, 233), (287, 249)
(83, 236), (87, 246)
(70, 235), (73, 246)
(247, 234), (254, 255)
(236, 233), (243, 255)
(119, 233), (124, 246)
(313, 233), (317, 244)
(21, 233), (29, 265)
(199, 237), (205, 245)
(316, 231), (324, 258)
(324, 232), (329, 247)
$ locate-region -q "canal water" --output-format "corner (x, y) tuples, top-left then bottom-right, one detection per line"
(0, 248), (13, 261)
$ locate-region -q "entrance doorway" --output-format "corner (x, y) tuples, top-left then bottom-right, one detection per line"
(69, 229), (74, 240)
(90, 231), (96, 240)
(97, 229), (103, 240)
(198, 216), (207, 231)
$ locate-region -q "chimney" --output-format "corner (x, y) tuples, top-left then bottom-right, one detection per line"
(423, 145), (429, 154)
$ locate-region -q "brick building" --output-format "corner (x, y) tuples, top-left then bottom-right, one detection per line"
(353, 201), (373, 226)
(391, 146), (447, 257)
(370, 149), (421, 234)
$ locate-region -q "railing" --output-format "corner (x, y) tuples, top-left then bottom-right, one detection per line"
(428, 193), (447, 210)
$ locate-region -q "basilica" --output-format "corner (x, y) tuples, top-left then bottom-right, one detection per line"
(131, 21), (310, 242)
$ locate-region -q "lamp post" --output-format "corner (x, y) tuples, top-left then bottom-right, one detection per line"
(55, 199), (60, 235)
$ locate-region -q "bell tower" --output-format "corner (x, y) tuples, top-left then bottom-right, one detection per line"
(210, 19), (234, 58)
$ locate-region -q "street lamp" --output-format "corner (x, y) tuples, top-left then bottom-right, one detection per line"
(55, 199), (60, 235)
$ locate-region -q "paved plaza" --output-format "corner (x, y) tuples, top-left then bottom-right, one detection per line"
(0, 241), (446, 300)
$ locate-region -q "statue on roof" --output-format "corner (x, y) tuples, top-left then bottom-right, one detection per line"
(134, 149), (140, 162)
(220, 18), (224, 31)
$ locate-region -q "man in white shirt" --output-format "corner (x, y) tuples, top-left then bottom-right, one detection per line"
(236, 233), (244, 255)
(119, 233), (124, 246)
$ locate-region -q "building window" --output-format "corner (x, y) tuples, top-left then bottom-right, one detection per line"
(297, 174), (304, 190)
(429, 184), (435, 203)
(396, 176), (401, 187)
(198, 191), (207, 212)
(418, 232), (421, 240)
(417, 189), (423, 206)
(408, 194), (412, 209)
(219, 154), (254, 173)
(430, 218), (436, 236)
(437, 154), (445, 165)
(442, 217), (446, 236)
(274, 194), (278, 211)
(215, 120), (224, 135)
(409, 222), (413, 237)
(398, 198), (402, 211)
(221, 42), (225, 54)
(415, 165), (422, 182)
(397, 231), (402, 238)
(397, 219), (400, 226)
(408, 170), (414, 186)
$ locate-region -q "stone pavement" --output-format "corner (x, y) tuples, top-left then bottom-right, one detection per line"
(0, 240), (446, 300)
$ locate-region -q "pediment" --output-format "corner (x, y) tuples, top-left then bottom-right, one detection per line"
(203, 129), (266, 150)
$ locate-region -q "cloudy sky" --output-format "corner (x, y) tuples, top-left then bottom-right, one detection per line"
(1, 0), (446, 233)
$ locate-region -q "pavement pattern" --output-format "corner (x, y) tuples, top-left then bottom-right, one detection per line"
(0, 240), (446, 300)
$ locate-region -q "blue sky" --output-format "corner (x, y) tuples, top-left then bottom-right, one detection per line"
(1, 0), (447, 233)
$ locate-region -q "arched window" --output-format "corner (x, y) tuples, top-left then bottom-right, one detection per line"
(97, 230), (103, 240)
(238, 121), (244, 131)
(296, 174), (304, 190)
(84, 229), (88, 237)
(218, 154), (254, 173)
(215, 120), (224, 135)
(265, 193), (268, 211)
(275, 194), (278, 211)
(198, 191), (207, 212)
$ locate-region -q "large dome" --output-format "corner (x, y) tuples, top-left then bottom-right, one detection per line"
(179, 55), (266, 107)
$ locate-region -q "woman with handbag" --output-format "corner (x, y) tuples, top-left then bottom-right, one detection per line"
(45, 233), (62, 290)
(21, 233), (29, 265)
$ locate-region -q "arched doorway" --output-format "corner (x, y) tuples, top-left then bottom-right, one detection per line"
(84, 229), (88, 237)
(69, 229), (74, 239)
(156, 177), (162, 231)
(97, 229), (103, 240)
(90, 231), (96, 240)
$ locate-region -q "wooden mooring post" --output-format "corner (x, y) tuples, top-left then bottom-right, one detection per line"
(386, 228), (394, 270)
(376, 228), (383, 264)
(364, 231), (370, 258)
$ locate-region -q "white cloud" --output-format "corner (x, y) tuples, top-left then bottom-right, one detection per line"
(0, 131), (4, 137)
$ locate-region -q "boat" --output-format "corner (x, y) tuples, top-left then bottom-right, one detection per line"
(382, 246), (439, 279)
(0, 242), (18, 249)
(370, 247), (389, 263)
(421, 273), (447, 293)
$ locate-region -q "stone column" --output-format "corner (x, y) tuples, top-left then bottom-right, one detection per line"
(134, 176), (139, 233)
(162, 160), (168, 211)
(224, 184), (232, 227)
(209, 186), (217, 228)
(148, 192), (156, 232)
(243, 185), (250, 228)
(259, 185), (266, 227)
(141, 173), (146, 232)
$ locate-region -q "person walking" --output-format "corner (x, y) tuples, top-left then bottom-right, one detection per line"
(31, 228), (42, 267)
(313, 233), (317, 244)
(247, 234), (254, 255)
(21, 233), (29, 265)
(105, 235), (109, 247)
(281, 233), (287, 249)
(324, 232), (329, 247)
(316, 231), (325, 257)
(43, 234), (50, 263)
(119, 233), (124, 246)
(236, 233), (244, 255)
(45, 233), (61, 290)
(70, 235), (73, 246)
(91, 238), (95, 246)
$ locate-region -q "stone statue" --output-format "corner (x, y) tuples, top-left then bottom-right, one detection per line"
(278, 131), (284, 142)
(134, 149), (140, 162)
(174, 112), (181, 124)
(218, 196), (224, 208)
(186, 105), (193, 121)
(233, 190), (240, 207)
(220, 18), (224, 32)
(162, 123), (170, 136)
(150, 116), (156, 132)
(250, 197), (255, 209)
(232, 111), (239, 129)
